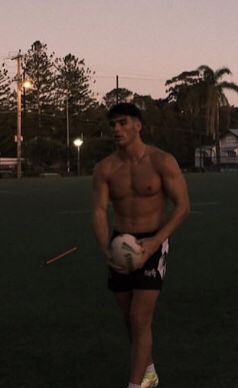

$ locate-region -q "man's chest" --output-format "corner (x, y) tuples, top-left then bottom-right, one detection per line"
(109, 161), (162, 199)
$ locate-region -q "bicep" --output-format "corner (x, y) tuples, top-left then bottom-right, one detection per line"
(92, 165), (110, 213)
(161, 155), (190, 207)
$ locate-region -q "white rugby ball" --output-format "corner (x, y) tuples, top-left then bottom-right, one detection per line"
(110, 234), (143, 273)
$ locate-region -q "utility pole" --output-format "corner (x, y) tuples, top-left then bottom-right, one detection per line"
(12, 50), (23, 178)
(116, 75), (119, 104)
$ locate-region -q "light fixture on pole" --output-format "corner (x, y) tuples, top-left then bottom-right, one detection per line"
(22, 80), (33, 89)
(73, 138), (83, 176)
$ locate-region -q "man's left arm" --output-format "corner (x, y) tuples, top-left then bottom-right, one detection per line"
(142, 153), (190, 258)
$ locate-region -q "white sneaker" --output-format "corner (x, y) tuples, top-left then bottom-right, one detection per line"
(141, 371), (159, 388)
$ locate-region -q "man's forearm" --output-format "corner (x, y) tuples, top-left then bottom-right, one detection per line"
(92, 211), (110, 257)
(155, 205), (190, 247)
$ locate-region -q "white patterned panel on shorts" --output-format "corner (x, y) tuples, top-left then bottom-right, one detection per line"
(157, 239), (169, 279)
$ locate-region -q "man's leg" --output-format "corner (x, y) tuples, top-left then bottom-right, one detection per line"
(114, 291), (133, 341)
(129, 289), (160, 385)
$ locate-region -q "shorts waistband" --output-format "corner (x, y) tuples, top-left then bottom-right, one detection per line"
(111, 229), (158, 241)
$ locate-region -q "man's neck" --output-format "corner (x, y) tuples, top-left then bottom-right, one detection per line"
(118, 141), (147, 164)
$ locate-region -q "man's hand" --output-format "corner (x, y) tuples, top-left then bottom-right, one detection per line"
(104, 248), (128, 274)
(137, 237), (160, 267)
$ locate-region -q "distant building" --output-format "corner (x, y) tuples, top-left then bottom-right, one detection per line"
(195, 129), (238, 170)
(0, 157), (18, 177)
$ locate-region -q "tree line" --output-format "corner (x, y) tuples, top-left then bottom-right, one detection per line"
(1, 40), (238, 174)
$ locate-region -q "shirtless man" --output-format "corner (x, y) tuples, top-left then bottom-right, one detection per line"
(92, 103), (190, 388)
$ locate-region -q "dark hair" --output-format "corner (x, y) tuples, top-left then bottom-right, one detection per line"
(107, 103), (143, 123)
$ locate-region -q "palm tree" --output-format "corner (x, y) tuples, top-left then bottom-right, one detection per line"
(166, 70), (206, 167)
(197, 65), (238, 170)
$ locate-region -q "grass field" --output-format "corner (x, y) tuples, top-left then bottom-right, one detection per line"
(0, 173), (237, 388)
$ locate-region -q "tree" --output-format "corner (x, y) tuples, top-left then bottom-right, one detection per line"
(24, 137), (66, 174)
(53, 53), (96, 172)
(80, 136), (115, 174)
(165, 66), (238, 169)
(103, 88), (134, 108)
(197, 65), (238, 169)
(165, 70), (203, 131)
(0, 63), (11, 111)
(132, 94), (161, 141)
(22, 41), (56, 134)
(55, 53), (95, 114)
(54, 53), (96, 148)
(0, 63), (15, 156)
(230, 106), (238, 128)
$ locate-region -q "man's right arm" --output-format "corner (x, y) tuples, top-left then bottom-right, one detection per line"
(92, 162), (111, 259)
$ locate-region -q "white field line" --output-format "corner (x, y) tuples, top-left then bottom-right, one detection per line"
(192, 201), (220, 206)
(190, 201), (221, 215)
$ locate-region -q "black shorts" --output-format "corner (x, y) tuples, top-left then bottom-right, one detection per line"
(108, 230), (169, 292)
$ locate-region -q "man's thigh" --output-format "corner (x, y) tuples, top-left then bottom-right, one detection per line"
(130, 289), (160, 326)
(114, 291), (133, 318)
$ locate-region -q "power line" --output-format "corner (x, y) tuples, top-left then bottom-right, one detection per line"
(94, 74), (168, 81)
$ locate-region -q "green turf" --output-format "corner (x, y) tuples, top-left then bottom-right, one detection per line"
(0, 173), (237, 387)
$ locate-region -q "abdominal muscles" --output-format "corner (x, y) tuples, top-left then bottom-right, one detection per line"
(112, 193), (166, 233)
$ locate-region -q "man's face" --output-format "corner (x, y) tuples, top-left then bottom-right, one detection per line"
(109, 115), (142, 146)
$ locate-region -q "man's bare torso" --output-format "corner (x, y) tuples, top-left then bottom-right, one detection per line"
(105, 145), (167, 233)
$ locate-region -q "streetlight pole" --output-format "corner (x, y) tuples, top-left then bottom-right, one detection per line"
(77, 145), (80, 175)
(66, 97), (70, 174)
(16, 50), (22, 179)
(73, 138), (83, 176)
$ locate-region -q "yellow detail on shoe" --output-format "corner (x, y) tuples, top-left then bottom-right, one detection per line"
(141, 371), (159, 388)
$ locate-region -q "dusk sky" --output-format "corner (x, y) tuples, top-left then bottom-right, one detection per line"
(1, 0), (238, 105)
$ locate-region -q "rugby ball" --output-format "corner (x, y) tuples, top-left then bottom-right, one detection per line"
(110, 234), (143, 273)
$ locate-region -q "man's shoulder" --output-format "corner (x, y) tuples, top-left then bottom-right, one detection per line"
(148, 145), (174, 163)
(93, 153), (117, 177)
(148, 146), (179, 172)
